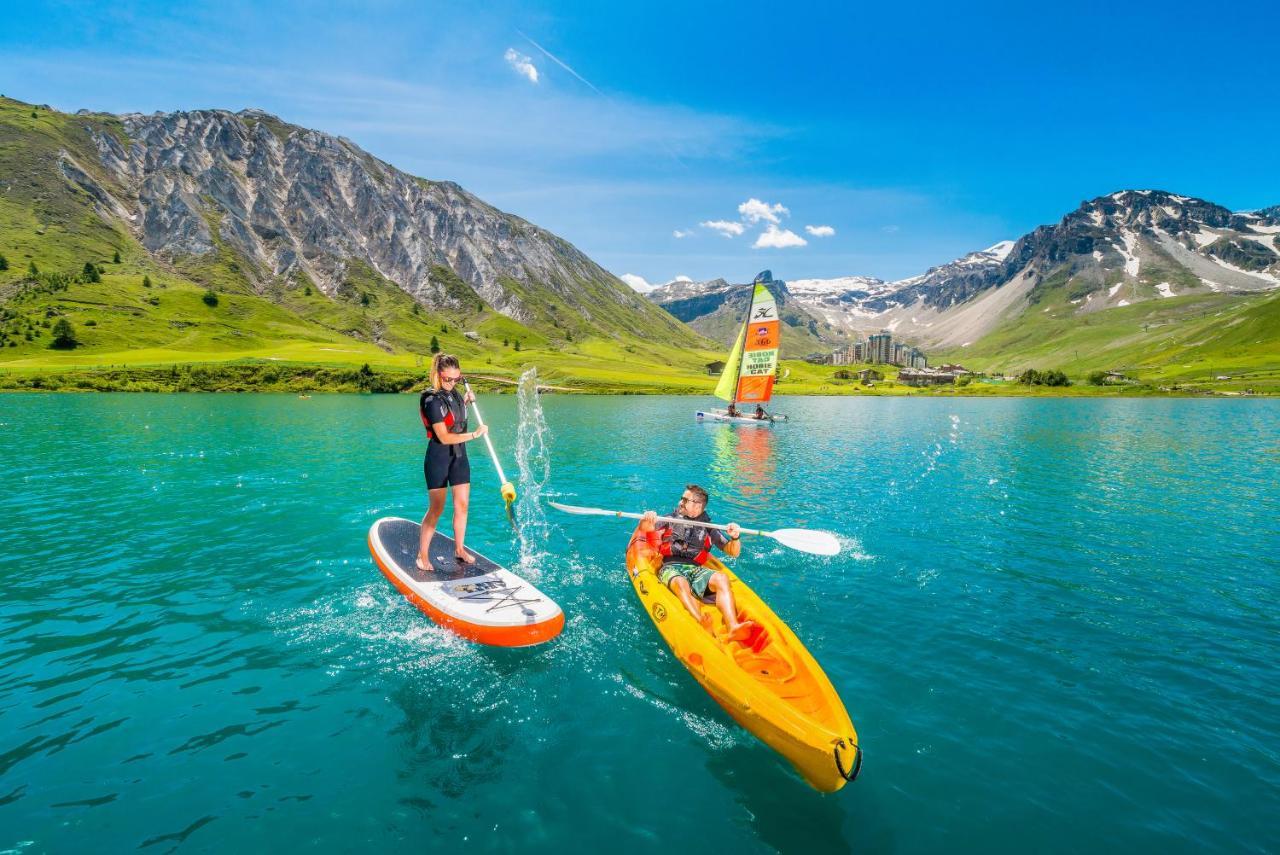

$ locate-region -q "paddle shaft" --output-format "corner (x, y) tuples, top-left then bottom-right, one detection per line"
(462, 379), (510, 486)
(594, 508), (762, 538)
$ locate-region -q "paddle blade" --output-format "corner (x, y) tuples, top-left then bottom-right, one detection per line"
(548, 501), (612, 517)
(770, 528), (841, 556)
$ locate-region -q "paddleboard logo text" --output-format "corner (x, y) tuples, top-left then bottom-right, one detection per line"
(450, 580), (508, 595)
(652, 603), (667, 622)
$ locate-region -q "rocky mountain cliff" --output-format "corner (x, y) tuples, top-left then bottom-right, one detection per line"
(648, 270), (835, 356)
(652, 191), (1280, 352)
(37, 101), (695, 344)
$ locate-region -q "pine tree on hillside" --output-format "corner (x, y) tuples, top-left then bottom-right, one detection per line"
(0, 253), (8, 271)
(50, 318), (78, 349)
(28, 261), (38, 276)
(430, 335), (440, 354)
(142, 275), (152, 288)
(113, 251), (121, 263)
(82, 262), (101, 283)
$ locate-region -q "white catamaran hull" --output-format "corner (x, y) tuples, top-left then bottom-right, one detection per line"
(696, 409), (783, 424)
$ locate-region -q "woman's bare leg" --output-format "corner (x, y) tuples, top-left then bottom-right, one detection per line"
(451, 483), (474, 563)
(417, 487), (448, 570)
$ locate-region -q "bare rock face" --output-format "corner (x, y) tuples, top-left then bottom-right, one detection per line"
(87, 107), (656, 327)
(651, 190), (1280, 350)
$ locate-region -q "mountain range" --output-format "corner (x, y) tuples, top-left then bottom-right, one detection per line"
(2, 93), (1277, 389)
(0, 95), (700, 371)
(650, 191), (1280, 364)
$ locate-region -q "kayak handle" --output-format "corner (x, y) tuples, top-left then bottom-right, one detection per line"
(835, 740), (862, 782)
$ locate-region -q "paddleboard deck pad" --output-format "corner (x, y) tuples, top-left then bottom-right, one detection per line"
(368, 517), (563, 647)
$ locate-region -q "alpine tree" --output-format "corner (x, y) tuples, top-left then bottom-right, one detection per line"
(430, 335), (440, 354)
(49, 318), (78, 349)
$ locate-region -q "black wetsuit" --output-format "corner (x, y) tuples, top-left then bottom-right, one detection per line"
(420, 388), (471, 489)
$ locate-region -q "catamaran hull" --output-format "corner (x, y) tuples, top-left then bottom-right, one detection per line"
(696, 410), (783, 424)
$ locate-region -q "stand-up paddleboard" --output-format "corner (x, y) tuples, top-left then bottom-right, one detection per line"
(367, 517), (563, 647)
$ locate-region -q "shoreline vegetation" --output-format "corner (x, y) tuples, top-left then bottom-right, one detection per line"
(0, 358), (1272, 396)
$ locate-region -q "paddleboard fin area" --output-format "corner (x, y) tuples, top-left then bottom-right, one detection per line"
(367, 517), (563, 647)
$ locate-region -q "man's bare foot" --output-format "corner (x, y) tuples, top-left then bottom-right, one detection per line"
(455, 550), (476, 565)
(699, 612), (715, 633)
(727, 621), (759, 644)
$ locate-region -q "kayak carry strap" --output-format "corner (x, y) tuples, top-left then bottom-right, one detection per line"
(835, 739), (862, 782)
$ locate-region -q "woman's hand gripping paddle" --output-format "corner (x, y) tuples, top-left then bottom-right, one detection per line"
(463, 378), (516, 526)
(548, 501), (842, 556)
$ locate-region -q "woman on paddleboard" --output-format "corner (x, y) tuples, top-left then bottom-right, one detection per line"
(418, 353), (487, 567)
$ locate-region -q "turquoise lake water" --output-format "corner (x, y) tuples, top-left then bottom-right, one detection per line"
(1, 391), (1277, 853)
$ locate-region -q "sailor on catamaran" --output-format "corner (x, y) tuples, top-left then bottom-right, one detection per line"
(637, 485), (757, 640)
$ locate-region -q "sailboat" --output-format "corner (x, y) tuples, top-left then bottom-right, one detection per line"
(696, 277), (786, 424)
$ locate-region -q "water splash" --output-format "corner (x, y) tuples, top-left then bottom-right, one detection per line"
(513, 368), (553, 576)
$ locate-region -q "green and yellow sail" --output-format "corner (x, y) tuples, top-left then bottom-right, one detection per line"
(714, 282), (779, 405)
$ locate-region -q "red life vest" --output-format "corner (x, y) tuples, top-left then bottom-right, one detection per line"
(655, 523), (713, 566)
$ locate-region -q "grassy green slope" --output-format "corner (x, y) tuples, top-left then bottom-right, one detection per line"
(937, 282), (1280, 390)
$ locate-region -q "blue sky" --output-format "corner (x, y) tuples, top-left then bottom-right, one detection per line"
(4, 0), (1278, 287)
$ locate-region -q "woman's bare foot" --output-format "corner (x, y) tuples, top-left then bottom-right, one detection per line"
(455, 550), (476, 565)
(415, 554), (430, 572)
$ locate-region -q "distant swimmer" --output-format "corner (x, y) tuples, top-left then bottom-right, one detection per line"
(418, 353), (488, 566)
(636, 484), (756, 641)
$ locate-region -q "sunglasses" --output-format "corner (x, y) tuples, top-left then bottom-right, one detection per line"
(678, 495), (703, 507)
(440, 374), (461, 384)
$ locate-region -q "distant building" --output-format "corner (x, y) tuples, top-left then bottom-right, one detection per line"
(867, 331), (893, 364)
(899, 368), (954, 387)
(706, 360), (726, 375)
(831, 348), (848, 366)
(908, 348), (927, 368)
(856, 368), (884, 383)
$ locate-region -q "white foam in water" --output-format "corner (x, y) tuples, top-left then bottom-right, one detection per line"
(513, 368), (554, 578)
(609, 673), (738, 750)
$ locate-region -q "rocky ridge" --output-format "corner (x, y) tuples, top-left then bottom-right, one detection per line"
(55, 106), (689, 341)
(651, 191), (1280, 350)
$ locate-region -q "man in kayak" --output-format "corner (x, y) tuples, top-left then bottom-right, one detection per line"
(753, 405), (768, 420)
(639, 485), (756, 640)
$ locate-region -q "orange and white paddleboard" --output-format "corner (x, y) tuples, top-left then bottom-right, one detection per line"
(367, 517), (563, 647)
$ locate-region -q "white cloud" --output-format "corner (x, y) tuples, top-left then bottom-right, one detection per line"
(805, 224), (835, 237)
(672, 229), (693, 238)
(738, 198), (789, 224)
(882, 224), (900, 233)
(620, 273), (654, 292)
(504, 48), (539, 84)
(700, 219), (745, 238)
(753, 224), (807, 249)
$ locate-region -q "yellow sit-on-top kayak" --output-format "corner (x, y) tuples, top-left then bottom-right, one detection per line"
(626, 527), (861, 792)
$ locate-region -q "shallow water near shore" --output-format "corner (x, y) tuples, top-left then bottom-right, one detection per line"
(1, 393), (1277, 853)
